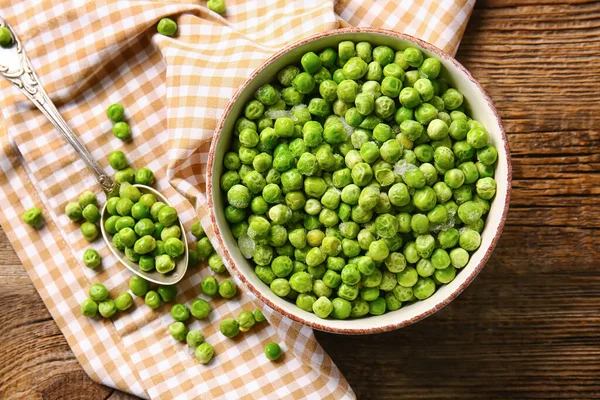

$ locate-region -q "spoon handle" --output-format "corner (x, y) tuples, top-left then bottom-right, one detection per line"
(0, 18), (116, 195)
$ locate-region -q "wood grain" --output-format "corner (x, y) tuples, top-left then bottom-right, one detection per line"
(1, 1), (599, 399)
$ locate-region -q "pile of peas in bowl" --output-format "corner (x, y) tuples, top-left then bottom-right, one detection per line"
(219, 39), (498, 320)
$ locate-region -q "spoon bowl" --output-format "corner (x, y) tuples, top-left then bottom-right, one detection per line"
(100, 184), (188, 285)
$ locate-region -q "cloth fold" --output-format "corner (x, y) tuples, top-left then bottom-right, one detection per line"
(0, 0), (474, 398)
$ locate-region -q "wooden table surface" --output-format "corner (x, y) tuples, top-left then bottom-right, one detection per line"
(2, 1), (599, 399)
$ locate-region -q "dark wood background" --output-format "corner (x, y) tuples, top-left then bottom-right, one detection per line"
(1, 1), (599, 398)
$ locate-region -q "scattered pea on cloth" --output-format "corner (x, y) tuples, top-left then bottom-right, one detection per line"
(21, 207), (43, 228)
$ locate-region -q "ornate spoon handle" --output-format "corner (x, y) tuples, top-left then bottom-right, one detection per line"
(0, 17), (116, 194)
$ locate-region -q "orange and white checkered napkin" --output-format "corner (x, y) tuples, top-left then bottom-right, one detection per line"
(0, 0), (474, 398)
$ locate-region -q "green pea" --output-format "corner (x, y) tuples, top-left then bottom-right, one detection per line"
(115, 292), (134, 311)
(81, 222), (99, 242)
(81, 299), (98, 317)
(207, 0), (226, 14)
(129, 275), (150, 297)
(218, 278), (237, 298)
(113, 121), (131, 141)
(108, 150), (128, 170)
(0, 27), (13, 47)
(98, 300), (117, 318)
(476, 177), (497, 199)
(220, 318), (240, 338)
(265, 342), (282, 361)
(115, 168), (135, 184)
(89, 283), (109, 301)
(170, 303), (190, 322)
(157, 17), (177, 36)
(65, 201), (83, 221)
(83, 249), (102, 269)
(201, 276), (219, 296)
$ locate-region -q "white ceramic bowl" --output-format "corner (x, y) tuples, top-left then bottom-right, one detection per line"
(207, 28), (511, 334)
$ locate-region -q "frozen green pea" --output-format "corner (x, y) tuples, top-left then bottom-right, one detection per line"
(476, 161), (495, 179)
(155, 254), (175, 274)
(108, 151), (128, 171)
(442, 88), (464, 110)
(374, 96), (396, 119)
(98, 300), (117, 318)
(467, 127), (490, 149)
(419, 58), (441, 79)
(253, 308), (266, 323)
(450, 247), (470, 268)
(338, 40), (355, 61)
(220, 318), (240, 338)
(403, 47), (423, 67)
(355, 41), (372, 62)
(238, 310), (256, 332)
(125, 247), (140, 262)
(168, 322), (187, 342)
(330, 298), (352, 319)
(83, 248), (102, 269)
(383, 63), (405, 80)
(128, 276), (150, 298)
(292, 72), (315, 94)
(343, 57), (368, 80)
(207, 0), (226, 14)
(115, 292), (133, 311)
(372, 45), (394, 66)
(89, 283), (109, 301)
(218, 278), (237, 298)
(457, 201), (483, 225)
(81, 298), (98, 317)
(414, 103), (438, 125)
(271, 278), (291, 297)
(397, 266), (418, 287)
(476, 177), (497, 199)
(350, 298), (370, 317)
(65, 201), (83, 221)
(113, 121), (131, 141)
(368, 239), (389, 261)
(369, 297), (386, 315)
(413, 187), (437, 212)
(21, 206), (43, 227)
(81, 222), (99, 241)
(255, 84), (278, 106)
(201, 276), (219, 296)
(186, 330), (205, 348)
(78, 190), (97, 208)
(195, 342), (214, 364)
(170, 303), (190, 322)
(431, 248), (451, 270)
(477, 145), (498, 166)
(278, 65), (300, 86)
(157, 17), (177, 36)
(134, 168), (154, 186)
(0, 27), (13, 47)
(379, 139), (402, 163)
(312, 296), (333, 318)
(459, 229), (481, 251)
(413, 277), (436, 300)
(414, 78), (434, 101)
(337, 80), (359, 103)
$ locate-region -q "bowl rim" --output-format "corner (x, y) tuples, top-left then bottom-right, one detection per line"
(207, 27), (512, 334)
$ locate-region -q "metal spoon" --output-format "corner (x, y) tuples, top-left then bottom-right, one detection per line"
(0, 18), (187, 285)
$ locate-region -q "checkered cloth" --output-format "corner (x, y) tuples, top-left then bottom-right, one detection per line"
(0, 0), (474, 398)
